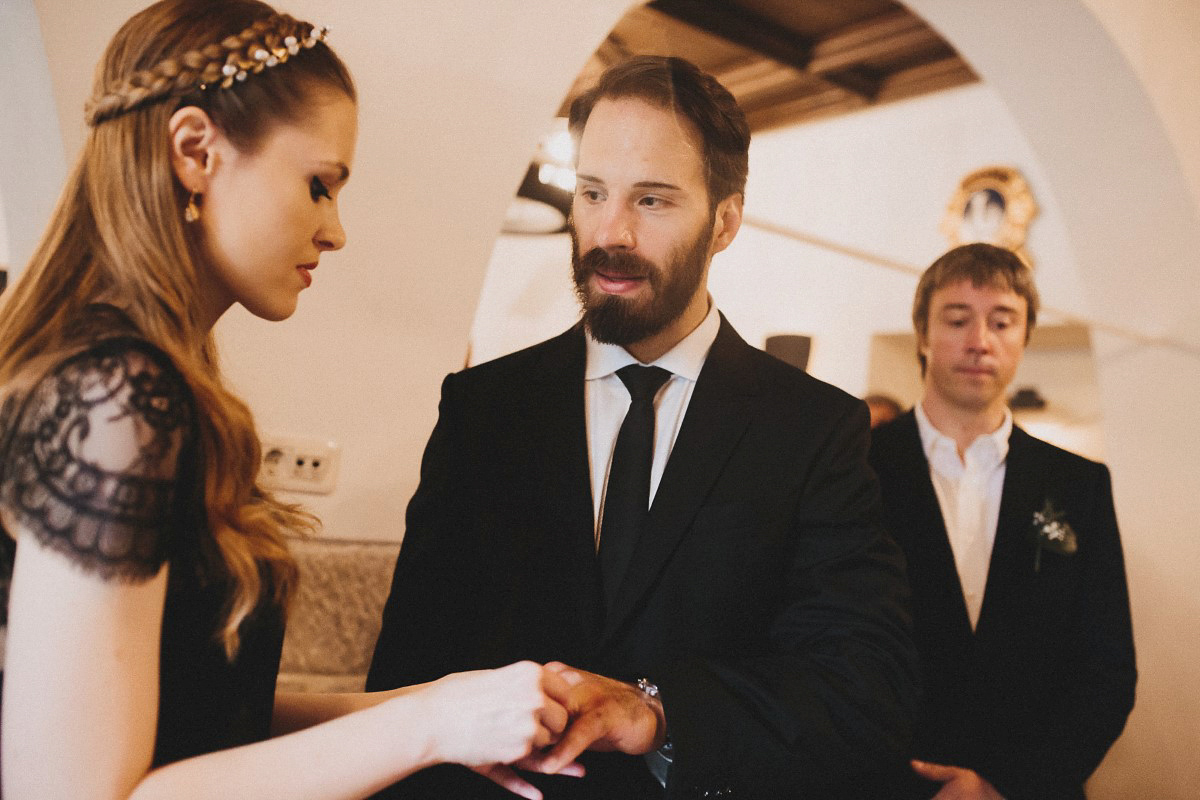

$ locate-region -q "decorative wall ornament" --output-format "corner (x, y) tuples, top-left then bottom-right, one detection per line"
(941, 166), (1038, 265)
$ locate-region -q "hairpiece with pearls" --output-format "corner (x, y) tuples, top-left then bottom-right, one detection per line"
(85, 15), (332, 126)
(207, 24), (329, 90)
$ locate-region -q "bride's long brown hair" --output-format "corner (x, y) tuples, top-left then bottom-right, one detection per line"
(0, 0), (355, 657)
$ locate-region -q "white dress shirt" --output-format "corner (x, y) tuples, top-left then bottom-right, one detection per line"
(585, 302), (720, 545)
(914, 402), (1012, 630)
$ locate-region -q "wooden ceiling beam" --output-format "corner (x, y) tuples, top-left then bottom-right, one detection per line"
(876, 56), (978, 103)
(650, 0), (882, 102)
(809, 10), (943, 74)
(744, 88), (869, 132)
(576, 1), (980, 132)
(813, 67), (884, 100)
(718, 58), (803, 98)
(649, 0), (815, 74)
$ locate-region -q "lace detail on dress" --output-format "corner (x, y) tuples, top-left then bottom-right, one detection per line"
(0, 340), (194, 581)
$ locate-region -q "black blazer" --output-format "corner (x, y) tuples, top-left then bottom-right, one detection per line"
(367, 318), (918, 799)
(868, 411), (1136, 800)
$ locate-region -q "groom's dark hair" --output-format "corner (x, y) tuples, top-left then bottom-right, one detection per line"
(568, 55), (750, 211)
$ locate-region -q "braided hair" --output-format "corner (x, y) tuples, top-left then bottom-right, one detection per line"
(85, 12), (331, 126)
(0, 0), (355, 658)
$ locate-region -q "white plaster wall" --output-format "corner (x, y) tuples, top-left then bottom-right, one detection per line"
(0, 0), (67, 277)
(1081, 0), (1200, 214)
(468, 232), (580, 366)
(0, 180), (9, 268)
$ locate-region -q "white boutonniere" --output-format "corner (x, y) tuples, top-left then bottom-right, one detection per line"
(1032, 499), (1078, 571)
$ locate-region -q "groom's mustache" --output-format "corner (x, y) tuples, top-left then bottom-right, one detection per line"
(577, 247), (657, 281)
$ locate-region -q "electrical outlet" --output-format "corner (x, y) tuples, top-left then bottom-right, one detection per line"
(260, 435), (340, 494)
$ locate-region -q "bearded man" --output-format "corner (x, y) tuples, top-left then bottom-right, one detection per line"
(367, 56), (918, 800)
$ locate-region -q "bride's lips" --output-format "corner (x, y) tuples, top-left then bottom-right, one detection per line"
(297, 262), (317, 288)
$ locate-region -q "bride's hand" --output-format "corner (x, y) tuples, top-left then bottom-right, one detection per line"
(470, 756), (586, 800)
(417, 661), (573, 769)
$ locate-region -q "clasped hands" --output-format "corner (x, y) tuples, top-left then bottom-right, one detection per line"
(466, 661), (667, 799)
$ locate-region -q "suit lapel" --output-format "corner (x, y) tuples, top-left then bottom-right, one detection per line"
(602, 317), (756, 641)
(530, 326), (606, 640)
(976, 425), (1040, 637)
(891, 413), (975, 640)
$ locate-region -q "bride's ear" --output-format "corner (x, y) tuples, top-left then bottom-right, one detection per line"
(168, 106), (220, 193)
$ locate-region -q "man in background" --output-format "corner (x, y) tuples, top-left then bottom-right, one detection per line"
(367, 56), (917, 799)
(865, 393), (903, 428)
(869, 243), (1136, 799)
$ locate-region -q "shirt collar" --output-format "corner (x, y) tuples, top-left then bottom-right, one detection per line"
(914, 401), (1012, 467)
(585, 298), (719, 381)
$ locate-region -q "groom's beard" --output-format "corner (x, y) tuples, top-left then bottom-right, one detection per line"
(570, 222), (711, 347)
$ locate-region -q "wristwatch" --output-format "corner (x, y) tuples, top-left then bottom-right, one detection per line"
(635, 677), (660, 698)
(635, 677), (674, 767)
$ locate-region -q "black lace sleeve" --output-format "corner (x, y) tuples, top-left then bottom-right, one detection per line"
(0, 339), (196, 582)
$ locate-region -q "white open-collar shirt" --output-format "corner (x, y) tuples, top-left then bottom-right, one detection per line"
(915, 401), (1013, 630)
(584, 302), (720, 545)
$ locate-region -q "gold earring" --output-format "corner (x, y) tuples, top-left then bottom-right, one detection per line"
(184, 192), (200, 223)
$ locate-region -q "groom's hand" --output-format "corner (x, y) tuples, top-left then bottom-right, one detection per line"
(911, 759), (1005, 800)
(531, 662), (666, 774)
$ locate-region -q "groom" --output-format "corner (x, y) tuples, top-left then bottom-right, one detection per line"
(367, 56), (917, 799)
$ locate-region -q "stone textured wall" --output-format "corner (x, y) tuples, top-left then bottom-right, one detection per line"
(277, 537), (400, 693)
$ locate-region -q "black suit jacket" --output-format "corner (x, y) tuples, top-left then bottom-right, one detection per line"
(367, 318), (918, 799)
(868, 411), (1136, 800)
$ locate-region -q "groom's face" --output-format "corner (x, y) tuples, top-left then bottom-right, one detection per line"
(569, 97), (726, 350)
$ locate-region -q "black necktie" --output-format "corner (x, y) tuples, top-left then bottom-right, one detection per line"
(599, 364), (671, 610)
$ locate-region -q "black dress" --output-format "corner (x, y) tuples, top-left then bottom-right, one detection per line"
(0, 306), (283, 767)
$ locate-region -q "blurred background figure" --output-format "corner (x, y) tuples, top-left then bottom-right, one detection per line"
(865, 393), (904, 428)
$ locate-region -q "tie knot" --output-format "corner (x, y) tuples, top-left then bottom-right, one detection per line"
(616, 364), (671, 402)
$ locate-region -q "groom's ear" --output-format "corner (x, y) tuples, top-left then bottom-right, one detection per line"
(710, 193), (743, 255)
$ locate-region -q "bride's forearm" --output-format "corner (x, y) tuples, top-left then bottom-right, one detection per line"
(271, 684), (426, 736)
(132, 692), (441, 800)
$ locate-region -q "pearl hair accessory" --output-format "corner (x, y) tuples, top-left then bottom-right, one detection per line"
(210, 24), (329, 89)
(86, 16), (333, 125)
